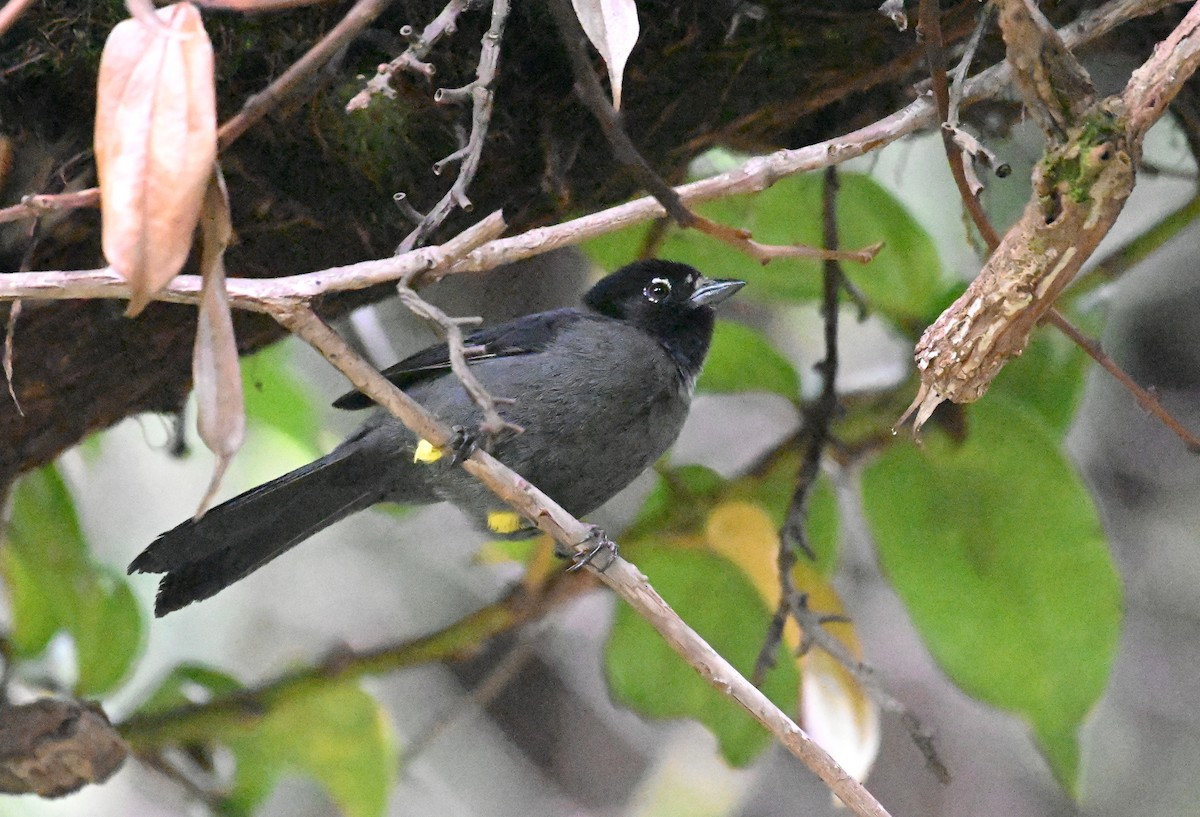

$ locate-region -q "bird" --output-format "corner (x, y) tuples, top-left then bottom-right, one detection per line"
(129, 259), (745, 616)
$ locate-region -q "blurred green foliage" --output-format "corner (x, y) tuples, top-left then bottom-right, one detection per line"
(0, 165), (1121, 809)
(586, 168), (1117, 791)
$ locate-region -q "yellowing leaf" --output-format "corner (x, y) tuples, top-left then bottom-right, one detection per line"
(606, 548), (799, 766)
(793, 562), (880, 787)
(95, 2), (217, 316)
(570, 0), (640, 110)
(705, 504), (878, 787)
(704, 500), (802, 653)
(704, 500), (781, 605)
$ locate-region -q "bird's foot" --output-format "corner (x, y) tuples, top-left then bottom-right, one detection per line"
(563, 525), (618, 573)
(448, 425), (481, 465)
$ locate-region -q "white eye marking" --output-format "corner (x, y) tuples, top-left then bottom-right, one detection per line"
(644, 277), (672, 303)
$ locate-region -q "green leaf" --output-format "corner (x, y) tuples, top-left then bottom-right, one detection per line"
(242, 342), (323, 456)
(697, 321), (800, 399)
(580, 173), (947, 328)
(135, 667), (393, 817)
(136, 663), (242, 715)
(605, 548), (799, 766)
(580, 221), (654, 273)
(627, 465), (726, 538)
(224, 682), (394, 817)
(726, 451), (840, 576)
(2, 465), (144, 695)
(0, 546), (58, 656)
(75, 573), (143, 695)
(860, 396), (1121, 792)
(8, 461), (87, 566)
(989, 328), (1090, 436)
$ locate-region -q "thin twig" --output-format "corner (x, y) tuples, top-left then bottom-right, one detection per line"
(753, 171), (945, 782)
(752, 586), (792, 687)
(0, 211), (507, 311)
(546, 0), (880, 266)
(692, 214), (882, 266)
(921, 0), (1003, 249)
(546, 0), (693, 225)
(394, 277), (522, 438)
(399, 0), (510, 252)
(784, 594), (950, 784)
(385, 2), (517, 431)
(0, 189), (100, 225)
(1043, 309), (1200, 450)
(346, 0), (471, 111)
(783, 166), (844, 559)
(752, 169), (844, 685)
(263, 302), (895, 817)
(947, 5), (995, 124)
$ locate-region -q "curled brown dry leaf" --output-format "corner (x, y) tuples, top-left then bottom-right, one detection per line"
(192, 168), (244, 518)
(94, 2), (217, 317)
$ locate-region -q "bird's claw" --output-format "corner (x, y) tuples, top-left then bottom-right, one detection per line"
(563, 526), (618, 573)
(448, 425), (480, 465)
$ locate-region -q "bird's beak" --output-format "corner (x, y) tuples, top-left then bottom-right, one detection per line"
(690, 277), (746, 308)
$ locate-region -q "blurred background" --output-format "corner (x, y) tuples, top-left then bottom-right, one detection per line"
(7, 107), (1200, 817)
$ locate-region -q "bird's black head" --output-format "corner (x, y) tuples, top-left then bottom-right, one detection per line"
(583, 260), (745, 381)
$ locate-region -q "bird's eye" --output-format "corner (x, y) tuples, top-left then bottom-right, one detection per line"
(644, 278), (672, 303)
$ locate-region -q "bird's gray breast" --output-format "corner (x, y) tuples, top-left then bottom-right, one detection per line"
(408, 317), (691, 525)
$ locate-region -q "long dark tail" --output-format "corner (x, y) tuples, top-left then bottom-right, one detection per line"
(130, 448), (386, 616)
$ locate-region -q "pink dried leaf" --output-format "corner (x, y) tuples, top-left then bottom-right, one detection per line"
(95, 2), (217, 316)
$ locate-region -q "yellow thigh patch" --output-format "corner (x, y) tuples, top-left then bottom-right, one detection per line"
(412, 438), (443, 464)
(487, 510), (526, 535)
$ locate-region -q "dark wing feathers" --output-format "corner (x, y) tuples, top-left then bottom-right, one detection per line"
(333, 308), (583, 410)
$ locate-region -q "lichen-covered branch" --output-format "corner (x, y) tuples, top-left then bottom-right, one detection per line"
(902, 2), (1200, 430)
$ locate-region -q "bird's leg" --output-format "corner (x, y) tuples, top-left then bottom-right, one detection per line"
(448, 425), (481, 465)
(563, 525), (618, 573)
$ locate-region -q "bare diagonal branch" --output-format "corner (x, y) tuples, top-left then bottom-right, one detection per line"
(265, 299), (896, 817)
